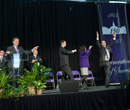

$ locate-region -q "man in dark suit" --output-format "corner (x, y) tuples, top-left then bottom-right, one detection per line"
(59, 40), (77, 81)
(6, 37), (39, 87)
(30, 49), (43, 71)
(0, 50), (7, 70)
(96, 31), (116, 87)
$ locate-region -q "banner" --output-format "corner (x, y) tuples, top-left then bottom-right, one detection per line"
(97, 4), (130, 83)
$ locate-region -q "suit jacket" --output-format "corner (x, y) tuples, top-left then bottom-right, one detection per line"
(6, 46), (32, 74)
(96, 39), (115, 66)
(30, 55), (43, 71)
(0, 56), (7, 69)
(59, 46), (73, 67)
(79, 49), (91, 68)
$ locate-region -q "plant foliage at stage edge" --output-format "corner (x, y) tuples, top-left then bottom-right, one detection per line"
(17, 62), (52, 94)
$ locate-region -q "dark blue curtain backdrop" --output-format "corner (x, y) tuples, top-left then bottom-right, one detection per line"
(0, 1), (100, 83)
(97, 4), (130, 83)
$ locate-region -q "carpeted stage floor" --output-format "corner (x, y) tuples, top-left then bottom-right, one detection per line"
(0, 86), (130, 110)
(42, 86), (121, 95)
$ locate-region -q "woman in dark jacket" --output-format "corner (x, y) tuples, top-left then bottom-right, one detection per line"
(79, 45), (92, 89)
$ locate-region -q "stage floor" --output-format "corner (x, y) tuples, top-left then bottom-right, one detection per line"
(42, 86), (121, 95)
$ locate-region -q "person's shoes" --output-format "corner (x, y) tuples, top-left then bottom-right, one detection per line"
(83, 85), (88, 89)
(82, 82), (88, 89)
(79, 81), (82, 87)
(79, 77), (85, 87)
(106, 85), (109, 88)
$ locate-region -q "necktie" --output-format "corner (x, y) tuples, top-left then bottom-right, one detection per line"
(16, 47), (19, 54)
(105, 47), (109, 59)
(0, 57), (2, 63)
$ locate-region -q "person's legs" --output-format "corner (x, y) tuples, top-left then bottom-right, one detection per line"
(8, 69), (15, 86)
(61, 66), (66, 81)
(79, 68), (88, 87)
(12, 68), (20, 88)
(61, 65), (74, 80)
(104, 62), (110, 87)
(79, 75), (87, 85)
(79, 75), (88, 89)
(82, 81), (88, 89)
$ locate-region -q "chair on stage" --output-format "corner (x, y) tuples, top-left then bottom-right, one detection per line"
(86, 70), (96, 87)
(57, 70), (96, 87)
(72, 70), (81, 81)
(46, 72), (55, 89)
(56, 71), (62, 84)
(56, 71), (63, 89)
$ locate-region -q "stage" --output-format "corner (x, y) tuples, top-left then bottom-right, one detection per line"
(0, 86), (130, 110)
(43, 86), (122, 95)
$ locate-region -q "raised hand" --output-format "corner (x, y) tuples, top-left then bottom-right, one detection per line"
(74, 49), (77, 52)
(113, 32), (116, 38)
(89, 46), (93, 49)
(96, 31), (99, 38)
(33, 46), (39, 51)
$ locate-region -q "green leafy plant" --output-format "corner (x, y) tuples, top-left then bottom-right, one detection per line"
(17, 62), (52, 95)
(34, 80), (46, 90)
(0, 68), (12, 89)
(16, 85), (28, 96)
(17, 69), (36, 87)
(1, 84), (28, 100)
(0, 68), (20, 100)
(32, 62), (52, 82)
(31, 62), (52, 90)
(1, 84), (18, 99)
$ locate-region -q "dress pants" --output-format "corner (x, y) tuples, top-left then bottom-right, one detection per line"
(9, 68), (20, 88)
(100, 61), (110, 86)
(61, 65), (74, 81)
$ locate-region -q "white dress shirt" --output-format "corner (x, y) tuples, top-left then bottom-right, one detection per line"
(96, 37), (116, 61)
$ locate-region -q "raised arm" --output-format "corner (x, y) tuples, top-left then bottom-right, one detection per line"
(23, 46), (39, 54)
(60, 47), (77, 54)
(109, 32), (116, 47)
(80, 46), (92, 56)
(96, 31), (102, 49)
(87, 46), (92, 56)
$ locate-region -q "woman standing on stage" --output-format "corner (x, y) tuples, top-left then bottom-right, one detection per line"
(79, 45), (92, 89)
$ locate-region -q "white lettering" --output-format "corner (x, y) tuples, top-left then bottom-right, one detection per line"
(110, 65), (130, 76)
(110, 59), (130, 65)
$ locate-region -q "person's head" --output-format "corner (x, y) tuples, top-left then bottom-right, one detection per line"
(0, 50), (4, 56)
(101, 40), (106, 47)
(33, 49), (38, 56)
(60, 40), (67, 48)
(78, 45), (86, 53)
(12, 37), (19, 47)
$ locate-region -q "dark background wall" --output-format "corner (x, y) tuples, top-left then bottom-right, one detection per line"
(0, 1), (130, 84)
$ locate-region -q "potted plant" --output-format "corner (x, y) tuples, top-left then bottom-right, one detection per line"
(17, 69), (37, 96)
(1, 84), (18, 99)
(0, 69), (12, 97)
(34, 80), (47, 95)
(32, 62), (52, 94)
(16, 85), (28, 97)
(33, 62), (52, 82)
(1, 84), (28, 100)
(17, 62), (52, 96)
